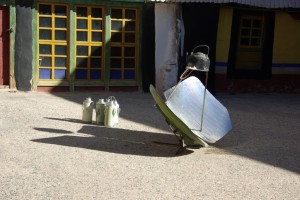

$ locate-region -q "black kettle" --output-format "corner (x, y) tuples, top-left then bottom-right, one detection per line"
(186, 45), (210, 72)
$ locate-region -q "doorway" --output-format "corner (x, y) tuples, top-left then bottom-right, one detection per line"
(0, 6), (9, 86)
(182, 3), (219, 94)
(228, 9), (274, 79)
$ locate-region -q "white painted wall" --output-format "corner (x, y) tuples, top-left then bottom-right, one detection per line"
(155, 3), (180, 96)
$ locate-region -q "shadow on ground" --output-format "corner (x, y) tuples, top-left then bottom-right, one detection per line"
(33, 93), (300, 174)
(211, 94), (300, 174)
(50, 92), (170, 132)
(32, 118), (195, 157)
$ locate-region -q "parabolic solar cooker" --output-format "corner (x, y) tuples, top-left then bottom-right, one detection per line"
(150, 45), (232, 155)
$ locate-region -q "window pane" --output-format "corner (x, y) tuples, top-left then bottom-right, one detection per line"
(110, 70), (121, 79)
(90, 58), (101, 68)
(251, 38), (260, 46)
(125, 10), (136, 20)
(55, 45), (66, 55)
(125, 33), (135, 43)
(111, 9), (122, 19)
(252, 29), (261, 37)
(124, 58), (135, 68)
(55, 30), (66, 40)
(125, 21), (135, 31)
(76, 70), (87, 79)
(54, 70), (66, 79)
(124, 70), (135, 79)
(92, 32), (102, 42)
(242, 19), (251, 27)
(39, 17), (51, 27)
(55, 57), (66, 67)
(77, 31), (87, 41)
(92, 20), (102, 30)
(111, 32), (122, 42)
(240, 38), (249, 45)
(55, 5), (66, 16)
(76, 58), (88, 68)
(76, 46), (88, 56)
(39, 44), (51, 54)
(124, 47), (135, 56)
(253, 20), (262, 28)
(77, 7), (87, 17)
(90, 70), (101, 79)
(55, 18), (66, 28)
(111, 47), (122, 56)
(39, 30), (52, 40)
(39, 69), (51, 79)
(111, 21), (122, 31)
(91, 46), (102, 56)
(40, 57), (52, 66)
(77, 19), (87, 29)
(39, 4), (51, 15)
(241, 29), (250, 36)
(111, 58), (121, 68)
(92, 8), (102, 18)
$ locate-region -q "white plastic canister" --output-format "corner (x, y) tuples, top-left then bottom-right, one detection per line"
(82, 97), (94, 123)
(95, 99), (106, 124)
(113, 100), (120, 124)
(104, 100), (115, 127)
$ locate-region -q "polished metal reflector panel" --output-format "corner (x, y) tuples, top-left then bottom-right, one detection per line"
(164, 76), (232, 143)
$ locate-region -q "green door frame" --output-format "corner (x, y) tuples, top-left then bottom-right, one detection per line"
(32, 0), (143, 91)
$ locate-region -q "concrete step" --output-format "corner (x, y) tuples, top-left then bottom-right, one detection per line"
(0, 85), (9, 89)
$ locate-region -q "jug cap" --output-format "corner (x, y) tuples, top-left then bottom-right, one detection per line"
(97, 98), (106, 104)
(85, 97), (93, 102)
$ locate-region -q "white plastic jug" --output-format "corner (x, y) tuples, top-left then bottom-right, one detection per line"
(113, 99), (120, 124)
(104, 99), (116, 127)
(96, 99), (106, 124)
(82, 97), (94, 123)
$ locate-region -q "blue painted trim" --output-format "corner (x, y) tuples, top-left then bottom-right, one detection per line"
(215, 62), (300, 68)
(272, 63), (300, 68)
(215, 62), (227, 67)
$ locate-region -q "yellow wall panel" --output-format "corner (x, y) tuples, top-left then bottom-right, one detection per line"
(216, 7), (233, 63)
(273, 12), (300, 63)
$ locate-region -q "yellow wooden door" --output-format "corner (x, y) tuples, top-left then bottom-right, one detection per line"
(235, 15), (264, 70)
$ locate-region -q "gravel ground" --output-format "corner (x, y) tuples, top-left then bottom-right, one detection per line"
(0, 89), (299, 200)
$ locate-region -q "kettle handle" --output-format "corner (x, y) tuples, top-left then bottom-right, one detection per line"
(107, 96), (116, 101)
(191, 45), (210, 56)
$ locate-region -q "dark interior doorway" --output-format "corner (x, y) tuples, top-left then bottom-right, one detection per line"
(0, 6), (10, 86)
(182, 3), (220, 94)
(228, 9), (275, 79)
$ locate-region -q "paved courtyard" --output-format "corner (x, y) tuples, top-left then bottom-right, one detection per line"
(0, 88), (299, 199)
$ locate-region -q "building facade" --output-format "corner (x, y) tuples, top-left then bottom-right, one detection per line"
(152, 0), (300, 93)
(0, 0), (299, 93)
(215, 5), (300, 93)
(1, 0), (153, 92)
